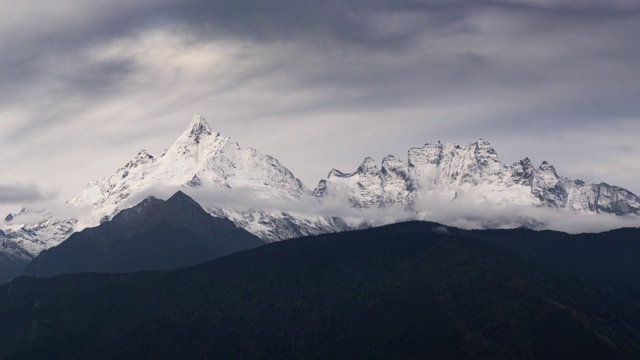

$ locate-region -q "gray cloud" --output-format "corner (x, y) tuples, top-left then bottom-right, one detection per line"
(0, 0), (639, 218)
(4, 1), (640, 126)
(0, 184), (55, 204)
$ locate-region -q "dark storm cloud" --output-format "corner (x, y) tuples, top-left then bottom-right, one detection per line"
(144, 0), (635, 113)
(4, 0), (640, 114)
(0, 184), (54, 204)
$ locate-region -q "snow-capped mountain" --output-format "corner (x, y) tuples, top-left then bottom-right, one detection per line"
(2, 114), (640, 284)
(0, 114), (347, 283)
(73, 115), (308, 218)
(0, 209), (77, 283)
(71, 114), (345, 241)
(314, 139), (640, 216)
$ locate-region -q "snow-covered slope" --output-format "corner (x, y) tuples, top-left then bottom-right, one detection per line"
(0, 209), (77, 283)
(71, 114), (345, 241)
(314, 139), (640, 216)
(1, 209), (77, 257)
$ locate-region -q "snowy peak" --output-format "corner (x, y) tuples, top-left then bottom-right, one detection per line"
(316, 139), (640, 216)
(517, 157), (534, 169)
(381, 155), (397, 167)
(183, 113), (214, 142)
(72, 113), (313, 227)
(538, 161), (558, 176)
(533, 161), (561, 195)
(357, 157), (379, 175)
(474, 139), (496, 155)
(408, 142), (443, 167)
(473, 139), (501, 176)
(315, 155), (412, 208)
(381, 155), (409, 178)
(510, 157), (535, 186)
(407, 140), (503, 189)
(156, 115), (230, 188)
(165, 114), (226, 164)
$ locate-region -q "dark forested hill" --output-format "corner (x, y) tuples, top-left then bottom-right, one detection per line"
(2, 221), (640, 359)
(22, 191), (264, 277)
(471, 227), (640, 300)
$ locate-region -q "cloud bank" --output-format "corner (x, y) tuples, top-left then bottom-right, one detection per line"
(117, 184), (640, 235)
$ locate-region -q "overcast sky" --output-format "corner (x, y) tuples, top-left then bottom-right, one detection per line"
(1, 0), (639, 214)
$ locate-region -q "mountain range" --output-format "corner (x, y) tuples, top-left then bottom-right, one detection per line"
(3, 221), (640, 359)
(1, 113), (639, 283)
(317, 139), (640, 215)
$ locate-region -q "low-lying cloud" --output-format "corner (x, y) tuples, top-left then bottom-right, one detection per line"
(413, 189), (640, 234)
(112, 184), (640, 235)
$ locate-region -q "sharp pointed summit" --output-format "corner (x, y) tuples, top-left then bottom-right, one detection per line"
(166, 190), (202, 209)
(173, 113), (217, 147)
(68, 113), (331, 242)
(185, 113), (213, 139)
